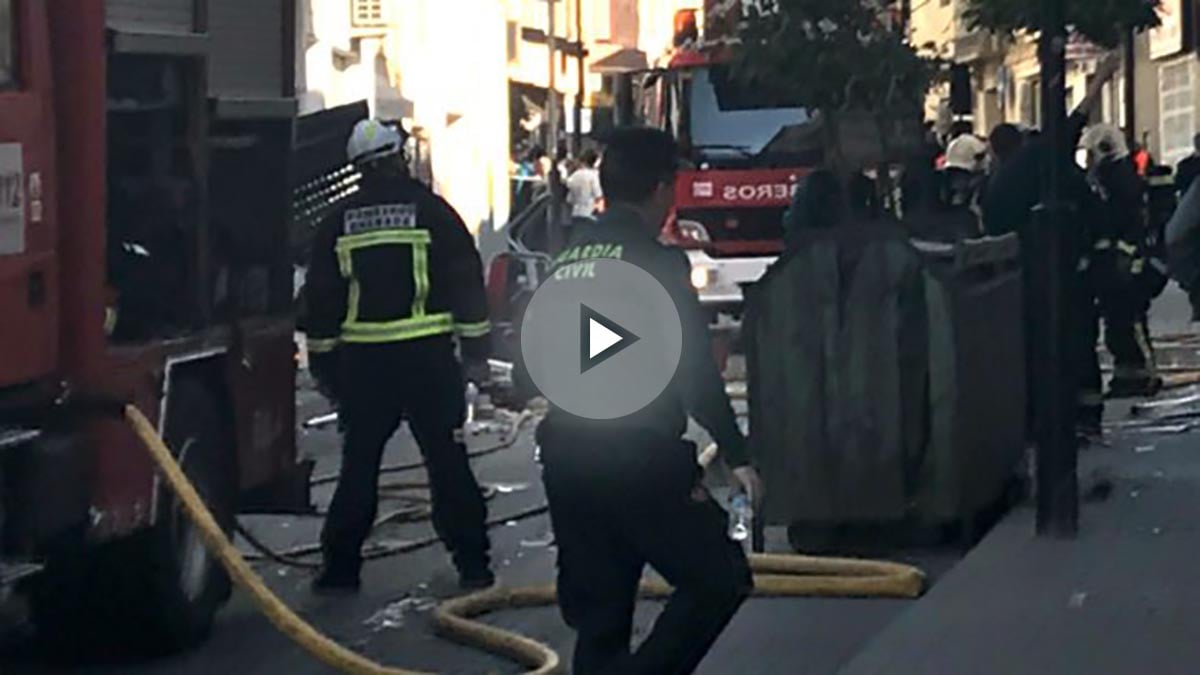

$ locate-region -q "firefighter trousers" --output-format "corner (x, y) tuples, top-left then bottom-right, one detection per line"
(538, 424), (752, 675)
(1101, 296), (1157, 386)
(321, 339), (490, 572)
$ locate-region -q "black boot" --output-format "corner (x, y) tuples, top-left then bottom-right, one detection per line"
(312, 559), (362, 595)
(455, 555), (495, 591)
(1107, 375), (1164, 399)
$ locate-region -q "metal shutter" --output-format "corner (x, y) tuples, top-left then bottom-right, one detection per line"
(207, 0), (283, 99)
(106, 0), (195, 34)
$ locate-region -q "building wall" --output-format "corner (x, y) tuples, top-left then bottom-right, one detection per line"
(295, 0), (511, 237)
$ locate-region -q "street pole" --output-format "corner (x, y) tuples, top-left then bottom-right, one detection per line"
(574, 0), (585, 154)
(1033, 0), (1079, 537)
(547, 0), (560, 158)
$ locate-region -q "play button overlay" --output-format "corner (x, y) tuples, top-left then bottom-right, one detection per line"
(521, 258), (683, 420)
(581, 304), (639, 373)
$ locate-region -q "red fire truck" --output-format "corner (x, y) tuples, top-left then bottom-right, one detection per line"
(644, 8), (815, 325)
(0, 1), (308, 650)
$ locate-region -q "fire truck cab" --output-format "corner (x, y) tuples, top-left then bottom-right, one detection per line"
(633, 13), (816, 323)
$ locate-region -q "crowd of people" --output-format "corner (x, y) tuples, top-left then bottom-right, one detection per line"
(910, 57), (1175, 440)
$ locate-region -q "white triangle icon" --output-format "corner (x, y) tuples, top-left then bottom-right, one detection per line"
(589, 318), (623, 359)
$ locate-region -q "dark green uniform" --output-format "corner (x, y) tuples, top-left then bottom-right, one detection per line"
(536, 204), (752, 675)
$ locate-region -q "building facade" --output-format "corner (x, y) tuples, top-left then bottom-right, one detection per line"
(909, 0), (1113, 138)
(295, 0), (700, 241)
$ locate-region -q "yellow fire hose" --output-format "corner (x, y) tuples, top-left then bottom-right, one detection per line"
(124, 405), (926, 675)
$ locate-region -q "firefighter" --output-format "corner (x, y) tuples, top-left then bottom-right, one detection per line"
(534, 128), (759, 675)
(304, 119), (494, 592)
(983, 56), (1118, 439)
(1081, 125), (1162, 399)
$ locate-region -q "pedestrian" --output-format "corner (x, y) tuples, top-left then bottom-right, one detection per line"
(1081, 124), (1162, 398)
(304, 119), (495, 593)
(1175, 133), (1200, 197)
(535, 127), (759, 675)
(566, 148), (604, 225)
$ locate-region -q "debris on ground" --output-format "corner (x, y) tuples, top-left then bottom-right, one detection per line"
(520, 532), (556, 548)
(1067, 591), (1088, 609)
(364, 596), (438, 632)
(303, 412), (340, 430)
(491, 482), (530, 494)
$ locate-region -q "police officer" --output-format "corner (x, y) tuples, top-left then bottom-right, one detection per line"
(534, 128), (760, 674)
(304, 119), (494, 592)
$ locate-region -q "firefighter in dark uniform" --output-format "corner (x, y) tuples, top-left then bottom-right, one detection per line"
(304, 119), (495, 592)
(1082, 125), (1162, 399)
(532, 128), (761, 675)
(983, 58), (1117, 438)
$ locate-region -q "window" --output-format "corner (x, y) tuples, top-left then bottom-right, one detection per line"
(1160, 60), (1195, 167)
(507, 21), (518, 64)
(0, 0), (14, 88)
(351, 0), (386, 28)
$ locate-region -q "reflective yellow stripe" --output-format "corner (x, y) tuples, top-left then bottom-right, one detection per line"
(335, 228), (434, 338)
(341, 313), (455, 344)
(1094, 239), (1113, 251)
(346, 278), (361, 324)
(412, 241), (429, 318)
(1131, 258), (1146, 275)
(1116, 240), (1139, 256)
(456, 320), (492, 339)
(306, 337), (340, 354)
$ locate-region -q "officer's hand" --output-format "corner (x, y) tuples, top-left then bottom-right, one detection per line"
(732, 466), (764, 509)
(463, 358), (492, 386)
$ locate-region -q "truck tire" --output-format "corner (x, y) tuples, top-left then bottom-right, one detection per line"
(135, 378), (237, 650)
(32, 379), (236, 656)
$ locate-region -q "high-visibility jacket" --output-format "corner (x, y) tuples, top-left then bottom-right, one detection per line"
(304, 173), (491, 359)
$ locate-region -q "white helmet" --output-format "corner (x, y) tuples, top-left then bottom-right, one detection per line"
(943, 134), (989, 173)
(347, 119), (405, 166)
(1080, 123), (1129, 166)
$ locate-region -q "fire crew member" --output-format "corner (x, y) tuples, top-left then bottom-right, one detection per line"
(304, 119), (495, 592)
(534, 128), (761, 675)
(1082, 125), (1161, 399)
(984, 56), (1117, 439)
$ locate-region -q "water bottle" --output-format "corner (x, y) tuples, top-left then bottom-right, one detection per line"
(728, 493), (752, 544)
(465, 382), (479, 425)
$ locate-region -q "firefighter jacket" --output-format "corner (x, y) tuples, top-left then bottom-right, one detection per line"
(304, 173), (491, 359)
(534, 204), (749, 468)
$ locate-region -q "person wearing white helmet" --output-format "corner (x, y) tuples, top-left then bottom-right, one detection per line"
(1081, 123), (1162, 398)
(303, 118), (495, 592)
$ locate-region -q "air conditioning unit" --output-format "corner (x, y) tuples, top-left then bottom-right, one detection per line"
(352, 0), (386, 28)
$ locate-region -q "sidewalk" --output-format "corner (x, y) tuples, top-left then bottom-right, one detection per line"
(838, 411), (1200, 675)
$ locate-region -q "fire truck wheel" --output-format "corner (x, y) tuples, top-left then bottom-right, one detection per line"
(32, 379), (235, 655)
(136, 378), (237, 650)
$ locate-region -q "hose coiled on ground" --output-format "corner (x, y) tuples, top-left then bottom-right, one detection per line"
(125, 404), (925, 675)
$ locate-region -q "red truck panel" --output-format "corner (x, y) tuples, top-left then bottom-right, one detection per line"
(0, 2), (60, 389)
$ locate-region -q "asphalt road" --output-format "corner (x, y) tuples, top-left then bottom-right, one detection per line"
(0, 378), (959, 675)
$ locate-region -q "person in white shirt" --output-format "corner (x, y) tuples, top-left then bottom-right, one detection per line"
(566, 149), (604, 223)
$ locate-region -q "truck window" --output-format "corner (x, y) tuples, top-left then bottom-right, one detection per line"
(0, 0), (13, 87)
(689, 67), (809, 156)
